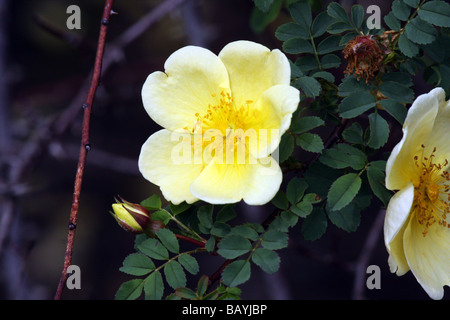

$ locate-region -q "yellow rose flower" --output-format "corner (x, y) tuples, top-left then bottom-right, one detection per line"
(138, 41), (299, 205)
(385, 87), (450, 299)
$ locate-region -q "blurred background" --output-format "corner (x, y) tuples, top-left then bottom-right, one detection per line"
(0, 0), (446, 300)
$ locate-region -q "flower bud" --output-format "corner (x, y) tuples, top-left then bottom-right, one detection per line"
(111, 196), (152, 234)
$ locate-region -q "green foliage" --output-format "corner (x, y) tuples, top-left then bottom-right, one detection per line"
(115, 226), (204, 300)
(175, 275), (241, 300)
(319, 143), (367, 170)
(115, 198), (292, 299)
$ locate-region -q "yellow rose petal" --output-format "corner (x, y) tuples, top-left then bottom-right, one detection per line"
(250, 84), (300, 158)
(404, 215), (450, 300)
(218, 40), (290, 109)
(190, 156), (282, 205)
(384, 182), (414, 276)
(142, 46), (230, 131)
(386, 88), (441, 190)
(138, 129), (202, 205)
(423, 88), (450, 166)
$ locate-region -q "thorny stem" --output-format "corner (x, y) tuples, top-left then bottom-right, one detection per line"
(208, 259), (234, 287)
(175, 234), (206, 248)
(54, 0), (115, 300)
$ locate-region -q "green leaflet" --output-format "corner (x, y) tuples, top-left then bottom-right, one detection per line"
(319, 143), (367, 170)
(217, 235), (252, 259)
(296, 133), (324, 153)
(392, 0), (411, 21)
(222, 260), (251, 287)
(405, 17), (437, 45)
(138, 238), (169, 260)
(327, 203), (361, 233)
(156, 229), (179, 254)
(177, 253), (199, 275)
(290, 116), (324, 134)
(418, 1), (450, 28)
(398, 33), (419, 58)
(120, 253), (155, 276)
(278, 133), (294, 163)
(286, 177), (308, 205)
(115, 279), (144, 300)
(301, 207), (327, 241)
(261, 229), (288, 250)
(327, 173), (362, 211)
(251, 248), (280, 274)
(338, 91), (377, 118)
(144, 271), (164, 300)
(368, 113), (390, 149)
(164, 260), (186, 290)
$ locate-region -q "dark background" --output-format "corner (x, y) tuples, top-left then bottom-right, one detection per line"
(0, 0), (447, 300)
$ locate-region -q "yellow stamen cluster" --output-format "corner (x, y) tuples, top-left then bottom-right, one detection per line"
(186, 91), (258, 165)
(194, 91), (253, 135)
(413, 145), (450, 236)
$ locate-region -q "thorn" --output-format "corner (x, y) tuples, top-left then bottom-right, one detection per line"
(68, 222), (76, 230)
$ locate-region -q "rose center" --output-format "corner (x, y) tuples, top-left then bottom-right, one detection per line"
(189, 90), (257, 165)
(194, 90), (253, 135)
(413, 145), (450, 236)
(426, 182), (439, 202)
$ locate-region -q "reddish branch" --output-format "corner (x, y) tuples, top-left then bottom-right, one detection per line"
(175, 234), (206, 248)
(54, 0), (115, 300)
(208, 259), (234, 286)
